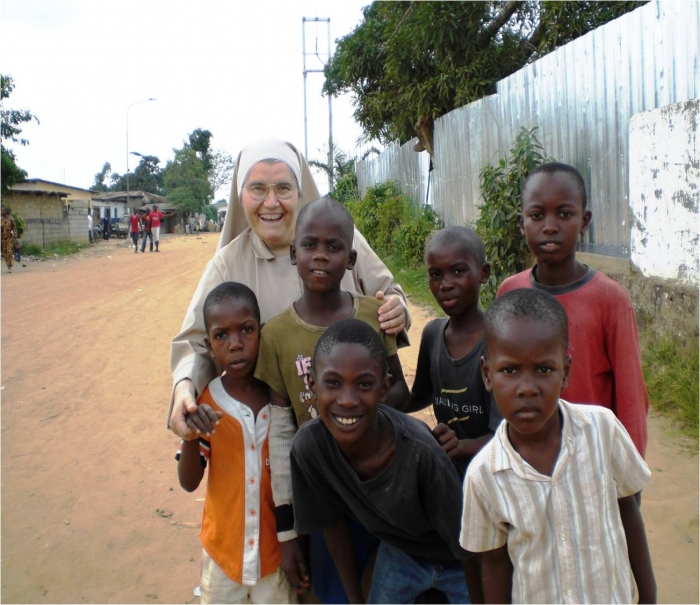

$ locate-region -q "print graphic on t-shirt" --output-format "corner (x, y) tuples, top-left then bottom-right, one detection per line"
(434, 387), (485, 416)
(295, 354), (317, 418)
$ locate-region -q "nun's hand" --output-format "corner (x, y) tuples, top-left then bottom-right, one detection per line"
(375, 291), (407, 335)
(171, 379), (200, 439)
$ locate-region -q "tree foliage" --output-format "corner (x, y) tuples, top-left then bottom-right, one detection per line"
(475, 126), (550, 307)
(309, 145), (358, 198)
(162, 148), (214, 214)
(1, 75), (39, 194)
(324, 1), (646, 153)
(89, 127), (231, 206)
(209, 149), (235, 194)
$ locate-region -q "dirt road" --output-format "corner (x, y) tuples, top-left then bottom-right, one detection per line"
(1, 233), (697, 603)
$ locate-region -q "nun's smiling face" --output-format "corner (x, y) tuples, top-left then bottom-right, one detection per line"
(241, 161), (300, 255)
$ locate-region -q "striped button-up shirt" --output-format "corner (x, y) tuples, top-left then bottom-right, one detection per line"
(460, 399), (651, 604)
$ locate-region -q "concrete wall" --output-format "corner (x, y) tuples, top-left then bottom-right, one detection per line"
(579, 253), (698, 341)
(629, 99), (699, 286)
(4, 194), (89, 247)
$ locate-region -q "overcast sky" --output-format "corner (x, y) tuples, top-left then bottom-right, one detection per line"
(0, 0), (371, 198)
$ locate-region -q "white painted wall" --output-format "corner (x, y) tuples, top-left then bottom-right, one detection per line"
(629, 99), (699, 286)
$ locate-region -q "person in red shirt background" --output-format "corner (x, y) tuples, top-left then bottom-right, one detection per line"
(129, 207), (141, 253)
(147, 205), (171, 252)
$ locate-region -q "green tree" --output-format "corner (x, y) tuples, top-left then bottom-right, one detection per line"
(1, 75), (39, 194)
(163, 147), (214, 214)
(187, 128), (214, 172)
(129, 155), (164, 194)
(209, 149), (235, 194)
(324, 1), (645, 154)
(91, 162), (112, 192)
(309, 145), (357, 198)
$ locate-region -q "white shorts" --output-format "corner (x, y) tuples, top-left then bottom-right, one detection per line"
(151, 226), (161, 242)
(200, 549), (297, 604)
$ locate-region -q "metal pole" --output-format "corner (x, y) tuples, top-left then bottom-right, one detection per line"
(327, 19), (333, 191)
(126, 98), (155, 216)
(302, 18), (308, 159)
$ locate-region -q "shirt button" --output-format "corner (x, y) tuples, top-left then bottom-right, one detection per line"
(566, 587), (572, 596)
(249, 478), (256, 486)
(262, 413), (268, 420)
(250, 444), (256, 451)
(250, 509), (256, 517)
(560, 531), (566, 541)
(249, 539), (255, 547)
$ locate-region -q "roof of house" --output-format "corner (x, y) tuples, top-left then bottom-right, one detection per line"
(92, 190), (177, 212)
(6, 188), (69, 197)
(15, 179), (98, 194)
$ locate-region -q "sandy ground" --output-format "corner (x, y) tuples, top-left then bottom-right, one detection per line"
(1, 232), (697, 604)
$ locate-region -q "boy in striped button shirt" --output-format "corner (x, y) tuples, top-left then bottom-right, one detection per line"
(460, 288), (656, 604)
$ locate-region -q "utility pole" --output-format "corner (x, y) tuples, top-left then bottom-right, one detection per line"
(302, 17), (334, 191)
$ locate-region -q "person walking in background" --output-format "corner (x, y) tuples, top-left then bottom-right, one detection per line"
(87, 209), (94, 244)
(140, 212), (153, 253)
(129, 207), (141, 253)
(102, 215), (110, 241)
(1, 205), (17, 273)
(188, 214), (196, 236)
(13, 236), (21, 263)
(147, 205), (166, 252)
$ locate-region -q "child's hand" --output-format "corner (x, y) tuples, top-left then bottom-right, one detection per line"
(183, 404), (223, 441)
(432, 423), (461, 458)
(279, 538), (311, 595)
(375, 291), (407, 334)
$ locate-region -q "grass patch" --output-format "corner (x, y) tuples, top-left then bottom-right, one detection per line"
(384, 257), (443, 316)
(22, 241), (88, 258)
(642, 335), (699, 447)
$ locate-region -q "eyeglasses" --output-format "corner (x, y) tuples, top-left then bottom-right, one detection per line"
(244, 182), (297, 202)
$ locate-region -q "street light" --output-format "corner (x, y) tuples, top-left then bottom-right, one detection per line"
(126, 98), (155, 216)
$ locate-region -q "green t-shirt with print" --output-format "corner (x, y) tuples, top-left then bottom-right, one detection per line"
(255, 294), (398, 427)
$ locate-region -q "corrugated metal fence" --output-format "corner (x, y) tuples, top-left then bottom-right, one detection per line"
(356, 0), (699, 258)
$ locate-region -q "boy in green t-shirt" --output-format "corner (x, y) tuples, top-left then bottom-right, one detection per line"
(255, 196), (409, 603)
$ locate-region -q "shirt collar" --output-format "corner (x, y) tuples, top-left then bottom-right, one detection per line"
(490, 399), (587, 481)
(249, 227), (276, 260)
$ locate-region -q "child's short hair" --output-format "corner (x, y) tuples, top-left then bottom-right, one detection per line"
(312, 318), (387, 374)
(484, 288), (569, 353)
(296, 196), (354, 244)
(203, 281), (261, 332)
(522, 162), (588, 209)
(425, 225), (486, 265)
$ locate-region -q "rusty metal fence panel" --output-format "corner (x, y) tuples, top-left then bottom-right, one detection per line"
(357, 0), (699, 258)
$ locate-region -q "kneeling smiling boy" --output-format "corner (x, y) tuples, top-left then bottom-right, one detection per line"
(291, 319), (480, 604)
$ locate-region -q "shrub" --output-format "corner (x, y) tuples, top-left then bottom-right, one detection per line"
(476, 126), (551, 307)
(642, 335), (699, 446)
(347, 181), (443, 269)
(331, 171), (360, 205)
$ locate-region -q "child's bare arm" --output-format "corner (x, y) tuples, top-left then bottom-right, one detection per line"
(177, 439), (205, 493)
(383, 353), (409, 410)
(323, 516), (364, 604)
(462, 555), (484, 604)
(481, 545), (512, 604)
(403, 389), (432, 414)
(279, 538), (310, 595)
(619, 493), (656, 603)
(432, 424), (494, 459)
